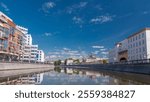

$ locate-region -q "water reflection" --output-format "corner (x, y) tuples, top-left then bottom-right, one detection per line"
(0, 74), (44, 85)
(0, 67), (150, 85)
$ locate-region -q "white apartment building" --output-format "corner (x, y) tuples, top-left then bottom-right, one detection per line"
(128, 28), (150, 60)
(23, 45), (38, 62)
(109, 28), (150, 63)
(17, 26), (39, 62)
(37, 50), (45, 62)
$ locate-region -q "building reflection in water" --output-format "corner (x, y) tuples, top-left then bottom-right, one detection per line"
(0, 73), (44, 85)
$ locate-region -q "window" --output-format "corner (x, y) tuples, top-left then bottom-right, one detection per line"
(133, 43), (135, 47)
(136, 42), (138, 47)
(139, 48), (141, 53)
(139, 34), (141, 39)
(143, 47), (145, 52)
(142, 40), (145, 45)
(142, 33), (144, 38)
(133, 37), (135, 41)
(136, 49), (138, 53)
(139, 41), (141, 46)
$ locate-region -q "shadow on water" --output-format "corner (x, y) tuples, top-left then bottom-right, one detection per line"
(0, 67), (150, 85)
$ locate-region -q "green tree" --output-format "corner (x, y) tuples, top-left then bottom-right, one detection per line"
(54, 60), (62, 66)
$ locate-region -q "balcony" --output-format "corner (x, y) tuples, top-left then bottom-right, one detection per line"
(0, 34), (8, 40)
(0, 16), (7, 23)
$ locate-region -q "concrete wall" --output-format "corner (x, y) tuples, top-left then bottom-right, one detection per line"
(0, 63), (54, 71)
(65, 64), (150, 75)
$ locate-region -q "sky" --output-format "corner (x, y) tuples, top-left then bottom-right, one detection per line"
(1, 0), (150, 60)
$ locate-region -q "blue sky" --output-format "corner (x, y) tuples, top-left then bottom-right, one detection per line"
(1, 0), (150, 60)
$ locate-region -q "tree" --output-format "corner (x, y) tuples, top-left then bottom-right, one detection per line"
(73, 59), (80, 64)
(103, 60), (108, 64)
(54, 60), (61, 66)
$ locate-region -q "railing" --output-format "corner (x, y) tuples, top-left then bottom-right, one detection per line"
(110, 59), (150, 65)
(0, 60), (52, 65)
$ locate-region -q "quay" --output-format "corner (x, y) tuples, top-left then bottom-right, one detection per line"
(0, 62), (54, 71)
(62, 62), (150, 75)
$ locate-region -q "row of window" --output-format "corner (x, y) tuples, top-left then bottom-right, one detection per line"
(128, 33), (145, 43)
(128, 47), (146, 55)
(128, 40), (145, 49)
(129, 54), (146, 60)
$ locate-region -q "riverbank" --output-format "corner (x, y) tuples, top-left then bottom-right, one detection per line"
(61, 63), (150, 75)
(0, 62), (54, 71)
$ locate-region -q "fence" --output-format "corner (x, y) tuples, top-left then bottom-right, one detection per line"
(110, 59), (150, 65)
(0, 60), (52, 65)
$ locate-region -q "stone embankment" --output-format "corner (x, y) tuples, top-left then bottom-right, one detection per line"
(62, 64), (150, 75)
(0, 62), (54, 71)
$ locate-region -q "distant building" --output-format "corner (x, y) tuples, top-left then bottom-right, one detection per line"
(84, 55), (104, 64)
(109, 28), (150, 63)
(66, 59), (74, 65)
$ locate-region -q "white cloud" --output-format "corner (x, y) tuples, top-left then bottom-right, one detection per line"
(100, 49), (106, 51)
(93, 51), (100, 55)
(143, 11), (149, 15)
(101, 51), (109, 55)
(72, 16), (83, 24)
(48, 52), (60, 55)
(91, 15), (113, 24)
(94, 5), (103, 11)
(79, 2), (88, 8)
(0, 2), (9, 12)
(42, 1), (56, 13)
(63, 48), (70, 51)
(66, 2), (88, 14)
(46, 47), (88, 61)
(92, 46), (104, 49)
(44, 32), (52, 36)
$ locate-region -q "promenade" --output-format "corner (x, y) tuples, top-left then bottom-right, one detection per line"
(0, 61), (54, 71)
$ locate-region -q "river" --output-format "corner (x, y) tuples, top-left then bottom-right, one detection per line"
(0, 67), (149, 85)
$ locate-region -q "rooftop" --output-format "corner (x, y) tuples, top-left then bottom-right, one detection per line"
(128, 28), (150, 38)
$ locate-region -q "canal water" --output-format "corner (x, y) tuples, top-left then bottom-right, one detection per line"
(0, 67), (150, 85)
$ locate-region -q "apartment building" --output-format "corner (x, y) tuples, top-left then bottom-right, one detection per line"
(109, 28), (150, 63)
(17, 26), (37, 62)
(23, 44), (38, 62)
(0, 11), (24, 61)
(0, 11), (45, 62)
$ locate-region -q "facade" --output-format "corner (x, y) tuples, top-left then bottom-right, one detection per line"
(0, 11), (45, 63)
(37, 50), (45, 62)
(109, 28), (150, 63)
(17, 25), (38, 62)
(108, 47), (119, 63)
(127, 29), (150, 60)
(0, 11), (24, 61)
(84, 55), (104, 64)
(66, 59), (74, 65)
(26, 34), (32, 45)
(23, 45), (38, 62)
